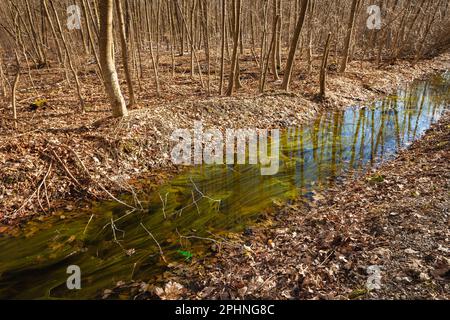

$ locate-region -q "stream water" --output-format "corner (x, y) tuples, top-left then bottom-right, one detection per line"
(0, 73), (448, 299)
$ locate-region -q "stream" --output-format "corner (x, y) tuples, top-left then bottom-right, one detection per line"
(0, 73), (448, 299)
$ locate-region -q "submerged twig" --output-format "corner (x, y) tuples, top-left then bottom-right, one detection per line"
(173, 177), (222, 217)
(140, 222), (167, 263)
(158, 192), (169, 219)
(83, 214), (94, 235)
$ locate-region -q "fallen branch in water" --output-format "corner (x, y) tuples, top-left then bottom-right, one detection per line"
(173, 177), (222, 217)
(175, 229), (241, 253)
(140, 222), (167, 263)
(158, 192), (169, 219)
(190, 177), (222, 205)
(83, 214), (94, 235)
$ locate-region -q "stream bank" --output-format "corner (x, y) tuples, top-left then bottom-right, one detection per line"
(1, 52), (449, 224)
(0, 71), (447, 299)
(174, 113), (450, 300)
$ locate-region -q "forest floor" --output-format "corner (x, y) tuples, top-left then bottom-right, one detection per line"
(0, 50), (449, 224)
(152, 112), (449, 300)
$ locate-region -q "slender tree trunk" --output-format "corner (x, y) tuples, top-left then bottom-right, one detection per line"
(25, 0), (45, 66)
(306, 0), (315, 73)
(42, 0), (64, 66)
(340, 0), (359, 73)
(281, 0), (309, 91)
(115, 0), (135, 106)
(319, 32), (332, 98)
(226, 0), (241, 96)
(200, 0), (211, 94)
(81, 0), (102, 74)
(219, 0), (226, 95)
(12, 51), (20, 129)
(0, 59), (6, 98)
(261, 15), (279, 93)
(168, 0), (176, 77)
(276, 0), (282, 70)
(145, 0), (161, 97)
(99, 0), (128, 117)
(49, 1), (85, 110)
(190, 0), (197, 78)
(270, 0), (280, 80)
(259, 0), (269, 85)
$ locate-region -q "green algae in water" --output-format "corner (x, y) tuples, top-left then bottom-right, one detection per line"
(0, 73), (449, 299)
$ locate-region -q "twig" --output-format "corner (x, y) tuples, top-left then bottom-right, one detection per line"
(254, 274), (276, 293)
(190, 177), (221, 204)
(176, 228), (226, 250)
(318, 249), (335, 267)
(60, 142), (138, 210)
(83, 214), (94, 235)
(38, 161), (53, 212)
(158, 192), (169, 219)
(50, 149), (82, 187)
(100, 208), (136, 235)
(173, 177), (221, 217)
(43, 179), (50, 209)
(140, 222), (167, 263)
(191, 190), (200, 215)
(11, 161), (51, 216)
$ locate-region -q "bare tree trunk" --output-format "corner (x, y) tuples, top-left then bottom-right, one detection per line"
(261, 15), (279, 93)
(12, 51), (20, 129)
(306, 0), (315, 73)
(276, 0), (282, 71)
(190, 0), (197, 78)
(81, 0), (102, 74)
(259, 0), (269, 84)
(25, 0), (45, 66)
(42, 0), (64, 66)
(0, 58), (6, 98)
(99, 0), (128, 117)
(168, 0), (176, 77)
(115, 0), (135, 107)
(281, 0), (309, 91)
(145, 0), (161, 97)
(219, 0), (226, 95)
(49, 1), (85, 110)
(340, 0), (359, 73)
(270, 0), (280, 80)
(226, 0), (241, 96)
(319, 32), (332, 98)
(200, 0), (211, 94)
(175, 0), (205, 88)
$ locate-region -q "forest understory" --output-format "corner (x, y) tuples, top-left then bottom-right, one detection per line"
(0, 50), (449, 224)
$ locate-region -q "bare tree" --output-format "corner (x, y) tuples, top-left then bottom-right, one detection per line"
(340, 0), (360, 73)
(0, 0), (447, 116)
(219, 0), (226, 95)
(99, 0), (128, 117)
(226, 0), (241, 96)
(12, 50), (20, 129)
(281, 0), (309, 91)
(319, 32), (332, 98)
(115, 0), (135, 107)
